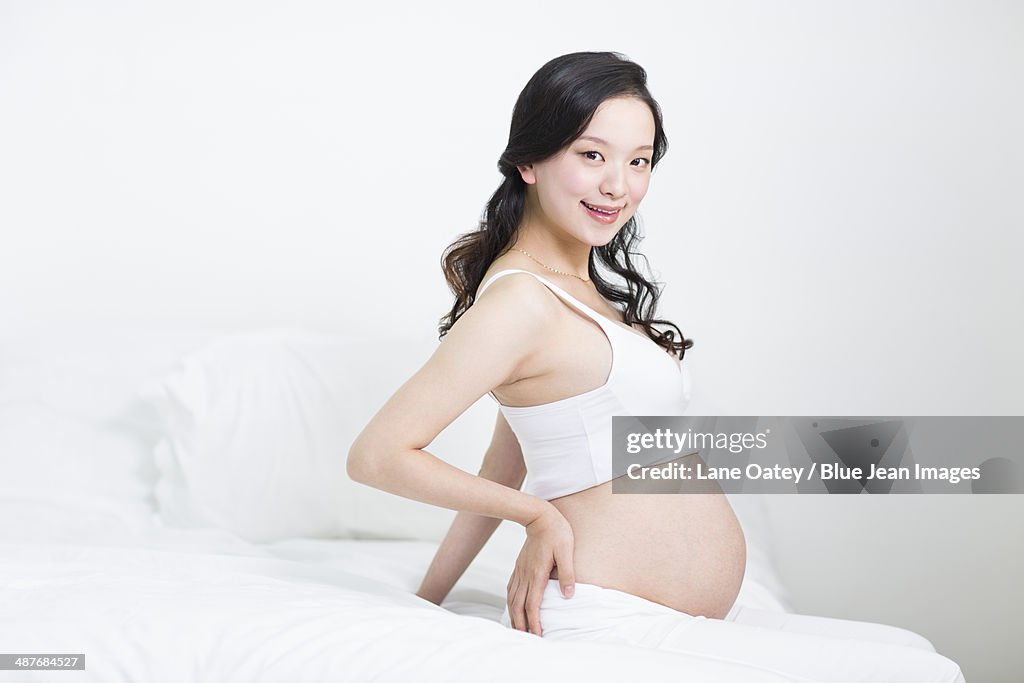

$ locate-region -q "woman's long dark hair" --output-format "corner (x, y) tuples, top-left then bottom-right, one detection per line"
(438, 51), (693, 360)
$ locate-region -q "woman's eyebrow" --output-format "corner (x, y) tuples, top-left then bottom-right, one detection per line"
(578, 135), (654, 152)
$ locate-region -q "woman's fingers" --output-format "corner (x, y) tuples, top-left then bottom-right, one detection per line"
(507, 576), (525, 632)
(553, 545), (575, 599)
(525, 575), (546, 636)
(509, 573), (547, 636)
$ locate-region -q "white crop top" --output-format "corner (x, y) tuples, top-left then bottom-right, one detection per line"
(476, 269), (692, 500)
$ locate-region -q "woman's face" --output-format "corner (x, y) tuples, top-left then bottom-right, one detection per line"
(519, 96), (656, 246)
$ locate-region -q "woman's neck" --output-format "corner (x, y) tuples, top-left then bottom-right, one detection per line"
(511, 225), (591, 279)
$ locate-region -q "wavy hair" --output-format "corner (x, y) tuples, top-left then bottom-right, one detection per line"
(438, 51), (693, 360)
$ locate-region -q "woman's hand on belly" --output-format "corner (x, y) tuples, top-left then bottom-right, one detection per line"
(507, 505), (576, 636)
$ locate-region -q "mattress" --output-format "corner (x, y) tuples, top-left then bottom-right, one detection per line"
(0, 496), (796, 683)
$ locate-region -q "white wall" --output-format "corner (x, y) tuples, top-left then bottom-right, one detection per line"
(2, 1), (1021, 680)
(764, 494), (1023, 682)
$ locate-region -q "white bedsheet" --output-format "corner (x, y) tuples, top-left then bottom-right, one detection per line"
(0, 497), (801, 683)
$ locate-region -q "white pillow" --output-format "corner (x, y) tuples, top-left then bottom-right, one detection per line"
(0, 400), (154, 519)
(0, 330), (214, 521)
(138, 326), (511, 544)
(139, 328), (370, 542)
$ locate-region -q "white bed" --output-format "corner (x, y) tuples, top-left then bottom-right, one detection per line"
(0, 328), (798, 682)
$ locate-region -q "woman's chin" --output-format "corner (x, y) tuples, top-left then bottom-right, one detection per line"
(587, 226), (624, 247)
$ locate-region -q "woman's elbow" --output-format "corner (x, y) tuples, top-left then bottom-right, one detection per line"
(346, 438), (379, 484)
(346, 448), (367, 484)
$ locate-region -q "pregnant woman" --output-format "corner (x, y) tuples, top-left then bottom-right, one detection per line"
(347, 51), (965, 683)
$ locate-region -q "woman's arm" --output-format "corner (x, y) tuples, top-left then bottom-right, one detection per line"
(347, 273), (558, 546)
(416, 410), (526, 605)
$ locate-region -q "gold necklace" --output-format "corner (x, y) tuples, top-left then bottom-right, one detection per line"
(513, 248), (591, 283)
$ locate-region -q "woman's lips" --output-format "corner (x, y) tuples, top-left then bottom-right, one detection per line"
(581, 200), (621, 224)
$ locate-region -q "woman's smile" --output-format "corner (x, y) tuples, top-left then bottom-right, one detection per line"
(581, 200), (622, 224)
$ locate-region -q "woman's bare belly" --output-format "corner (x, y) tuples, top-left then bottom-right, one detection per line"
(545, 454), (747, 620)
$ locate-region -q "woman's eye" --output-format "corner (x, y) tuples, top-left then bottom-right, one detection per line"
(582, 151), (651, 168)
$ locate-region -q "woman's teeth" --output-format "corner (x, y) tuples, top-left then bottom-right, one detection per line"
(582, 201), (621, 223)
(583, 202), (616, 214)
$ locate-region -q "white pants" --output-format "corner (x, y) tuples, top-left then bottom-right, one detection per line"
(500, 580), (966, 683)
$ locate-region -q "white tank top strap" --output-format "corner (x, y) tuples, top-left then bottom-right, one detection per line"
(476, 269), (617, 335)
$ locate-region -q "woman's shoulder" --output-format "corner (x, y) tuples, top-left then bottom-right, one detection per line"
(445, 268), (558, 372)
(475, 259), (550, 301)
(469, 266), (564, 329)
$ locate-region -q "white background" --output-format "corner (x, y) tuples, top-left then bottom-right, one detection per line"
(2, 1), (1022, 680)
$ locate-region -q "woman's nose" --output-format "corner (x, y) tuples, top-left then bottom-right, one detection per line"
(600, 167), (627, 199)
